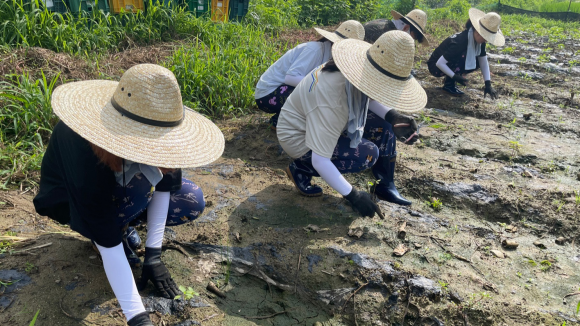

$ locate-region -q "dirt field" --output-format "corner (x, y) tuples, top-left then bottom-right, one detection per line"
(1, 28), (580, 326)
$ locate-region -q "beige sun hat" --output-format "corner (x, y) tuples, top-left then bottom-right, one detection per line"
(332, 30), (426, 113)
(468, 8), (505, 46)
(391, 9), (429, 46)
(51, 64), (225, 168)
(314, 20), (365, 43)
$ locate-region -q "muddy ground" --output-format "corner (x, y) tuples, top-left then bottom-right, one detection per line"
(2, 27), (580, 326)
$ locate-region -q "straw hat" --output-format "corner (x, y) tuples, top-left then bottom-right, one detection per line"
(391, 9), (429, 46)
(332, 31), (426, 113)
(51, 64), (225, 168)
(468, 8), (505, 46)
(314, 20), (365, 43)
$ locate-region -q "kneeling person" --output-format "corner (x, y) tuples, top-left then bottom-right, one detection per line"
(33, 64), (225, 326)
(277, 31), (426, 216)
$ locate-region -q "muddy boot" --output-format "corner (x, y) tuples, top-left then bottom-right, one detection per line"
(122, 226), (142, 268)
(285, 160), (323, 197)
(372, 154), (412, 206)
(442, 76), (464, 96)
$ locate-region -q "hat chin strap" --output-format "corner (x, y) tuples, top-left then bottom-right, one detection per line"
(111, 96), (184, 127)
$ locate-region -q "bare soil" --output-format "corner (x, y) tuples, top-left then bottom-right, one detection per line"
(2, 28), (580, 326)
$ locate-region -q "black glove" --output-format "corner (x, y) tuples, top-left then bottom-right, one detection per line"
(344, 188), (384, 218)
(452, 74), (469, 86)
(137, 247), (181, 299)
(127, 312), (154, 326)
(484, 80), (498, 100)
(385, 110), (419, 145)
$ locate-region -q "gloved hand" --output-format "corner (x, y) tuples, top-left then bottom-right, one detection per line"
(452, 74), (469, 86)
(484, 80), (498, 100)
(127, 312), (154, 326)
(384, 110), (419, 145)
(137, 247), (181, 299)
(344, 188), (385, 218)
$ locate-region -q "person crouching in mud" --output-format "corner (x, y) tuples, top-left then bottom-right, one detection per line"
(359, 9), (429, 205)
(254, 20), (365, 130)
(33, 64), (224, 326)
(277, 31), (427, 216)
(427, 8), (504, 98)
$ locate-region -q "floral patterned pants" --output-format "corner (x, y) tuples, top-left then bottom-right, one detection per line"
(292, 111), (396, 177)
(255, 85), (296, 126)
(113, 173), (205, 227)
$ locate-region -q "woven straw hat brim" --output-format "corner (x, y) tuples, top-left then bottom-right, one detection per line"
(332, 39), (427, 113)
(390, 10), (429, 46)
(314, 27), (346, 43)
(469, 8), (505, 47)
(52, 80), (225, 168)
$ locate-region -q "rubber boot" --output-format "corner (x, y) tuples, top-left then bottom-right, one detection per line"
(121, 225), (142, 268)
(285, 160), (323, 197)
(442, 76), (464, 96)
(371, 154), (412, 206)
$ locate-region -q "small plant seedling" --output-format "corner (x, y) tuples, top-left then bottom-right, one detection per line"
(438, 280), (449, 291)
(528, 259), (537, 267)
(516, 272), (522, 278)
(427, 197), (443, 211)
(348, 260), (355, 266)
(174, 286), (198, 300)
(25, 262), (35, 273)
(540, 260), (552, 271)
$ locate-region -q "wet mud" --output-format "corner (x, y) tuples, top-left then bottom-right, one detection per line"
(2, 29), (580, 326)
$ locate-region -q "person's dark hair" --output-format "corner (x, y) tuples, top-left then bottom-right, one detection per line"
(321, 58), (341, 72)
(465, 19), (473, 30)
(317, 36), (329, 42)
(400, 17), (424, 43)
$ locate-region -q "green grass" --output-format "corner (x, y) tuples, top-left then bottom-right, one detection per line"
(165, 22), (291, 117)
(0, 71), (59, 188)
(0, 0), (193, 55)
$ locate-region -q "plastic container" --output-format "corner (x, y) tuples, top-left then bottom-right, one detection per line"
(228, 0), (248, 22)
(109, 0), (145, 13)
(211, 0), (229, 22)
(45, 0), (69, 13)
(188, 0), (210, 17)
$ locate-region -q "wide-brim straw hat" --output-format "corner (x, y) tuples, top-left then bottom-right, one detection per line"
(468, 8), (505, 46)
(314, 20), (365, 43)
(391, 9), (429, 46)
(51, 64), (225, 168)
(332, 30), (426, 113)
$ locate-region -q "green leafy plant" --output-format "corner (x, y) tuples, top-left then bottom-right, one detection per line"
(174, 285), (198, 300)
(501, 46), (515, 54)
(427, 197), (443, 211)
(538, 54), (550, 64)
(540, 260), (552, 271)
(25, 262), (35, 273)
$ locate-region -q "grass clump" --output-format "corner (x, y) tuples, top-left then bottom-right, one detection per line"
(0, 71), (59, 188)
(165, 22), (291, 118)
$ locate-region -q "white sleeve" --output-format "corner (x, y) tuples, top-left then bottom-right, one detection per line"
(284, 74), (304, 87)
(286, 43), (323, 77)
(436, 56), (455, 78)
(311, 152), (353, 196)
(368, 99), (392, 119)
(478, 55), (491, 81)
(145, 191), (170, 249)
(95, 243), (145, 321)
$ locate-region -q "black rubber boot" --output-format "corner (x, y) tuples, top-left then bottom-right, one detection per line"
(285, 159), (323, 197)
(442, 76), (464, 96)
(371, 153), (412, 206)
